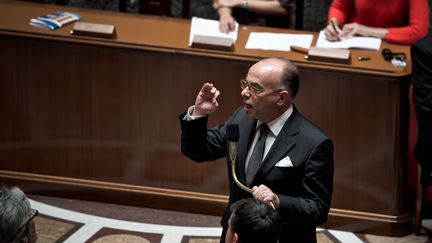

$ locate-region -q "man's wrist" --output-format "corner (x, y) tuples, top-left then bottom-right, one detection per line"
(185, 106), (206, 120)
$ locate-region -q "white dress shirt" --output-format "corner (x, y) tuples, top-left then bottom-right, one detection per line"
(244, 105), (293, 172)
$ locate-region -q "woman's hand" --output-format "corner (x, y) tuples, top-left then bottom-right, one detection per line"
(324, 18), (342, 41)
(339, 23), (388, 39)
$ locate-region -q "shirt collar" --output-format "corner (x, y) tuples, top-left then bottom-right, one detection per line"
(256, 105), (293, 136)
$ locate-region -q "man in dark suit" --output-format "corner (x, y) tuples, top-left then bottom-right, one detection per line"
(179, 57), (334, 243)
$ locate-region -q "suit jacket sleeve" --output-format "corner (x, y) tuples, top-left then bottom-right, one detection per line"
(179, 108), (244, 162)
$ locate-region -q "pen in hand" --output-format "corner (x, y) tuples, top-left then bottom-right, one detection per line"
(330, 19), (341, 41)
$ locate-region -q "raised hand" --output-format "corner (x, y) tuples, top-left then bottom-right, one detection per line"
(193, 83), (221, 116)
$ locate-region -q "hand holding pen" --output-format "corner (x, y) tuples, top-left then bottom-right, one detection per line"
(324, 18), (342, 41)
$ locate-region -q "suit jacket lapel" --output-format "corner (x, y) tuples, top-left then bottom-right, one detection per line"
(251, 107), (301, 185)
(237, 119), (257, 184)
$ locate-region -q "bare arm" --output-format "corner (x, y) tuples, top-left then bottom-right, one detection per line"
(214, 5), (236, 33)
(213, 0), (288, 33)
(339, 23), (388, 39)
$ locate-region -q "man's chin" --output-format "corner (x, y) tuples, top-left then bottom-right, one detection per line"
(243, 105), (254, 117)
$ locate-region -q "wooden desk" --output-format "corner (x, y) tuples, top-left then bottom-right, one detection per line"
(0, 0), (412, 236)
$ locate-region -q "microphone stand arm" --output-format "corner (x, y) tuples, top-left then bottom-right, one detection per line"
(231, 158), (253, 193)
(230, 158), (275, 210)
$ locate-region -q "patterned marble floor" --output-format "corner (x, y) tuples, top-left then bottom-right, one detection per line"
(29, 196), (432, 243)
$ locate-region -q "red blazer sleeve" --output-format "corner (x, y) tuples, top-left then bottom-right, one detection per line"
(386, 0), (430, 45)
(327, 0), (354, 26)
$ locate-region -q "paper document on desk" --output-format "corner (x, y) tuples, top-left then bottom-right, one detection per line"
(29, 11), (81, 30)
(316, 31), (381, 50)
(245, 32), (313, 51)
(189, 17), (238, 46)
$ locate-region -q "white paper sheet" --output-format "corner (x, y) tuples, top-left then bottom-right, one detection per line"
(315, 30), (382, 50)
(188, 17), (239, 46)
(245, 32), (314, 51)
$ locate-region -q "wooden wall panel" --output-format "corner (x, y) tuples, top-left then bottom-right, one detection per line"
(296, 68), (409, 216)
(0, 36), (253, 195)
(0, 35), (410, 231)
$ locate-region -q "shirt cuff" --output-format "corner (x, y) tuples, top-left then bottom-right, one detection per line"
(184, 106), (207, 121)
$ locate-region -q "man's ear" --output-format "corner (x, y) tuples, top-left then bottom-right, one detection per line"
(277, 90), (290, 105)
(233, 232), (240, 243)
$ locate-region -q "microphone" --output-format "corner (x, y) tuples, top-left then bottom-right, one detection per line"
(226, 124), (239, 162)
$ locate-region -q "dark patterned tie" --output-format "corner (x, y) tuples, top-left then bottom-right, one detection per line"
(246, 123), (269, 186)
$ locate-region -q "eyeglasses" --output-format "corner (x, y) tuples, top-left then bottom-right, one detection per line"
(240, 79), (283, 95)
(8, 209), (38, 241)
(18, 209), (38, 231)
(25, 209), (38, 226)
(382, 48), (407, 66)
(240, 79), (264, 95)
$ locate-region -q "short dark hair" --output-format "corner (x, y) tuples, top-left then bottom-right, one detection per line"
(229, 198), (280, 243)
(278, 58), (299, 98)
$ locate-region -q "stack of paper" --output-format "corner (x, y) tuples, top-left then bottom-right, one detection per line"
(315, 31), (382, 50)
(30, 11), (81, 30)
(245, 32), (314, 52)
(188, 17), (238, 46)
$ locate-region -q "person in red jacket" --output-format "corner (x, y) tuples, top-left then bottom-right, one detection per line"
(324, 0), (429, 45)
